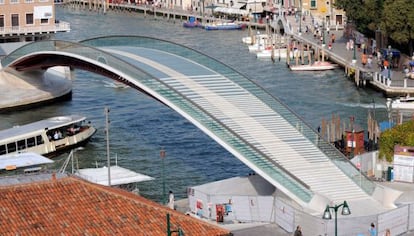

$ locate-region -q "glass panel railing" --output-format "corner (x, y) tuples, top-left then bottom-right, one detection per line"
(2, 36), (373, 199)
(79, 36), (375, 196)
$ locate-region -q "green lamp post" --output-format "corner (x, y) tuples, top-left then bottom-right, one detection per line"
(160, 147), (166, 205)
(352, 40), (356, 64)
(322, 201), (351, 236)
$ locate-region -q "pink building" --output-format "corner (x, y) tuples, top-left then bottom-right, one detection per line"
(0, 0), (70, 42)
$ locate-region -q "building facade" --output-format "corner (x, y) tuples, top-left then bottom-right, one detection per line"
(0, 0), (70, 42)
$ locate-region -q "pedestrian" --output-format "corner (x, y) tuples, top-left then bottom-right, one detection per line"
(368, 223), (377, 236)
(361, 54), (367, 67)
(168, 190), (175, 210)
(385, 228), (391, 236)
(294, 225), (302, 236)
(367, 55), (372, 68)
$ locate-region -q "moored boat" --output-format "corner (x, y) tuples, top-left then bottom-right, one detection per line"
(0, 115), (96, 158)
(390, 96), (414, 110)
(183, 16), (202, 28)
(289, 61), (338, 71)
(204, 22), (246, 30)
(242, 33), (269, 44)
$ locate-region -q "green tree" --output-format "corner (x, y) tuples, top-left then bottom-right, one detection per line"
(380, 0), (414, 55)
(379, 120), (414, 162)
(335, 0), (383, 35)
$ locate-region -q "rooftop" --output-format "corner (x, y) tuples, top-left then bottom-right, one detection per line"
(0, 173), (231, 235)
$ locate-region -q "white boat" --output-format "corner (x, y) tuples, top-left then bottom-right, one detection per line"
(204, 22), (246, 30)
(256, 47), (287, 59)
(289, 61), (339, 71)
(390, 96), (414, 110)
(0, 115), (96, 158)
(242, 34), (269, 45)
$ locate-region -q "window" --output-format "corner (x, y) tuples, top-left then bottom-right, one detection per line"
(0, 0), (4, 4)
(36, 135), (44, 145)
(0, 145), (6, 155)
(27, 137), (36, 148)
(26, 13), (33, 25)
(25, 0), (34, 2)
(7, 142), (16, 153)
(40, 18), (49, 24)
(310, 0), (316, 8)
(0, 15), (4, 29)
(17, 139), (26, 151)
(10, 0), (18, 3)
(11, 14), (19, 29)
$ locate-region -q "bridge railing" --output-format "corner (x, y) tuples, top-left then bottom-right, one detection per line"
(81, 36), (318, 202)
(2, 36), (376, 201)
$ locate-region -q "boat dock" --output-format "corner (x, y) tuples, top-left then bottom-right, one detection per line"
(274, 15), (413, 97)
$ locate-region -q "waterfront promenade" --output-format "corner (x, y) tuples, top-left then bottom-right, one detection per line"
(278, 15), (414, 97)
(64, 0), (414, 97)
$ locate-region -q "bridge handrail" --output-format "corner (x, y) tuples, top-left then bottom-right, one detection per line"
(275, 20), (377, 195)
(2, 37), (314, 202)
(82, 36), (314, 202)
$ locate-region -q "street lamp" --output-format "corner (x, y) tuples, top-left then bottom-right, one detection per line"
(253, 0), (257, 23)
(352, 40), (356, 64)
(298, 0), (302, 35)
(322, 201), (351, 236)
(160, 147), (166, 205)
(322, 18), (326, 47)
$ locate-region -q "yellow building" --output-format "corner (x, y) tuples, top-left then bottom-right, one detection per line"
(0, 0), (70, 42)
(299, 0), (345, 27)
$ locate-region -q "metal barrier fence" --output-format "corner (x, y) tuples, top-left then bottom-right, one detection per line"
(188, 187), (414, 235)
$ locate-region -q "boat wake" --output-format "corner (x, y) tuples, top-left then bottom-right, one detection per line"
(338, 102), (387, 109)
(103, 81), (129, 89)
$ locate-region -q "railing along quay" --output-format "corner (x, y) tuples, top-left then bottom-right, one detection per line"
(271, 16), (414, 98)
(62, 0), (266, 29)
(60, 1), (412, 97)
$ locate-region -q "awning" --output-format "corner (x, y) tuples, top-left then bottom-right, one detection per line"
(215, 7), (249, 15)
(246, 2), (264, 13)
(231, 2), (246, 9)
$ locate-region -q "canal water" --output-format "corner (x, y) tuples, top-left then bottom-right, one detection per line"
(0, 6), (390, 202)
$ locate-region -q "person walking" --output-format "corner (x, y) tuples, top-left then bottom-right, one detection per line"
(294, 225), (302, 236)
(368, 223), (377, 236)
(385, 228), (391, 236)
(168, 190), (175, 210)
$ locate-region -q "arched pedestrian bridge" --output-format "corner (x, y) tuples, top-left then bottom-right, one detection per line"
(1, 36), (399, 214)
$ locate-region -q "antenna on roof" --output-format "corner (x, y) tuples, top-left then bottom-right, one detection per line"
(104, 107), (111, 186)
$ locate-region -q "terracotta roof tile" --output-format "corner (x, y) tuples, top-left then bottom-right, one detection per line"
(0, 175), (231, 236)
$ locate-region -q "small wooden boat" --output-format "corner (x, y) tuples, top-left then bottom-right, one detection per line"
(289, 61), (338, 71)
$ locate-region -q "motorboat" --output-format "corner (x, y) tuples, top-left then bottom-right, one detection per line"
(183, 16), (202, 28)
(242, 34), (269, 44)
(289, 61), (339, 71)
(204, 22), (246, 30)
(0, 115), (96, 158)
(256, 47), (288, 59)
(183, 21), (202, 28)
(390, 96), (414, 110)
